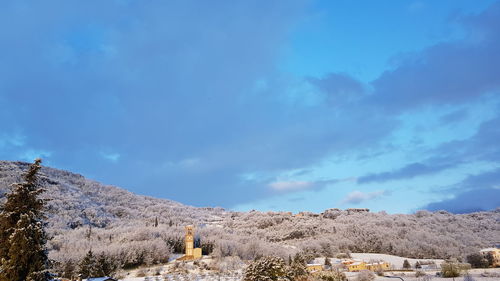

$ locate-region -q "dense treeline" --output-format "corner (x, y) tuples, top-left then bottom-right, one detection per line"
(1, 161), (499, 277)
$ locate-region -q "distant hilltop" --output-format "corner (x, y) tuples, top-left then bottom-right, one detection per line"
(1, 160), (499, 275)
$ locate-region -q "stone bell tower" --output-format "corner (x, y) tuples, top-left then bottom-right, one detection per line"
(185, 225), (194, 257)
(178, 225), (202, 260)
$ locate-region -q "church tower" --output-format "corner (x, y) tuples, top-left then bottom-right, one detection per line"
(185, 225), (194, 257)
(178, 225), (202, 260)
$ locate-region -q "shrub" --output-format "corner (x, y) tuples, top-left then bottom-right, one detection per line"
(466, 253), (489, 268)
(441, 262), (461, 278)
(356, 270), (375, 281)
(243, 256), (292, 281)
(415, 270), (426, 277)
(316, 271), (347, 281)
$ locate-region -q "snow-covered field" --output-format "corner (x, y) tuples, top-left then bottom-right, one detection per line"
(120, 275), (242, 281)
(113, 253), (499, 281)
(116, 268), (500, 281)
(372, 268), (500, 281)
(350, 253), (445, 268)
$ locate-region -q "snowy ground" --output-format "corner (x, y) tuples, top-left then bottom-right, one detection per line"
(118, 268), (500, 281)
(350, 253), (445, 268)
(115, 253), (499, 281)
(369, 268), (500, 281)
(120, 275), (242, 281)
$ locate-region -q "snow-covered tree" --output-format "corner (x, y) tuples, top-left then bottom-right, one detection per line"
(244, 256), (292, 281)
(0, 159), (50, 281)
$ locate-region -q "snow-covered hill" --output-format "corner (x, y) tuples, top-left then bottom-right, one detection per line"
(1, 160), (499, 279)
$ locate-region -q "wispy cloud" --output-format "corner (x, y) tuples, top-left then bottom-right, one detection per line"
(269, 181), (313, 192)
(358, 162), (456, 184)
(100, 152), (121, 163)
(341, 190), (389, 205)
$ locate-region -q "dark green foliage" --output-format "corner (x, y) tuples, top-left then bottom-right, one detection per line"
(0, 159), (50, 281)
(402, 259), (411, 269)
(466, 253), (489, 268)
(289, 253), (307, 279)
(167, 237), (185, 253)
(77, 250), (118, 278)
(62, 260), (76, 279)
(78, 250), (98, 279)
(325, 257), (332, 266)
(96, 253), (117, 277)
(200, 240), (215, 255)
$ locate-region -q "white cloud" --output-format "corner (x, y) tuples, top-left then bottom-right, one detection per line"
(269, 181), (313, 192)
(0, 133), (26, 149)
(341, 190), (388, 204)
(101, 152), (121, 163)
(19, 149), (52, 162)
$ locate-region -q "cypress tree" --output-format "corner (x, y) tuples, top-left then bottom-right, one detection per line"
(0, 159), (50, 281)
(402, 259), (411, 269)
(325, 257), (332, 267)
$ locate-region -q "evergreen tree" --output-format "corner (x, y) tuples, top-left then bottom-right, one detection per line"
(0, 159), (50, 281)
(290, 253), (308, 279)
(62, 260), (76, 280)
(402, 259), (411, 269)
(78, 250), (98, 279)
(325, 257), (332, 267)
(96, 253), (116, 277)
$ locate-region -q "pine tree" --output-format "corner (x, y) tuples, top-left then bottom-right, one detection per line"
(0, 159), (50, 281)
(402, 259), (411, 269)
(62, 260), (76, 279)
(96, 253), (116, 277)
(78, 250), (98, 279)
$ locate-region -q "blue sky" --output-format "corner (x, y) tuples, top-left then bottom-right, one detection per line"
(1, 0), (499, 214)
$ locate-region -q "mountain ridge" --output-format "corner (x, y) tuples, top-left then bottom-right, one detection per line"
(1, 160), (499, 274)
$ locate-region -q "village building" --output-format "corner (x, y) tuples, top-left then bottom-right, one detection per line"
(306, 263), (324, 272)
(80, 277), (117, 281)
(366, 262), (391, 271)
(480, 247), (500, 267)
(177, 225), (202, 261)
(342, 259), (390, 272)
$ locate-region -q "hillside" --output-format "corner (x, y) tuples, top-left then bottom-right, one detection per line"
(1, 161), (499, 276)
